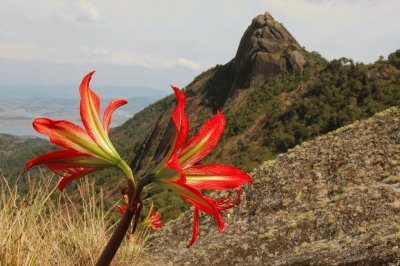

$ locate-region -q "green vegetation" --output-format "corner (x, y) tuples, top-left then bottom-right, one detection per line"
(0, 134), (55, 192)
(220, 50), (400, 171)
(264, 56), (400, 153)
(1, 50), (399, 224)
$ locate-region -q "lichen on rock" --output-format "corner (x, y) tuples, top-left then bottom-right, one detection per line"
(143, 107), (400, 265)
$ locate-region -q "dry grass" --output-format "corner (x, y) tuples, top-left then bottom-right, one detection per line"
(0, 173), (149, 265)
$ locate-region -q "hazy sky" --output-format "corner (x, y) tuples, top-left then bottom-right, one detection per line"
(0, 0), (399, 91)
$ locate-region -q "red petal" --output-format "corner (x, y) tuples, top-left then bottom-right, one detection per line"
(103, 98), (128, 133)
(149, 211), (163, 230)
(25, 150), (92, 171)
(80, 71), (100, 134)
(178, 111), (225, 168)
(166, 157), (186, 183)
(79, 71), (114, 154)
(152, 86), (188, 173)
(25, 150), (106, 190)
(187, 208), (199, 248)
(57, 167), (95, 191)
(117, 205), (126, 215)
(208, 188), (242, 210)
(33, 118), (99, 155)
(184, 164), (252, 190)
(169, 85), (189, 159)
(167, 181), (224, 231)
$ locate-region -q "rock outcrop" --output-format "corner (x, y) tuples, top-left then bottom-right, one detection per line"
(142, 12), (308, 171)
(143, 107), (400, 265)
(229, 12), (306, 92)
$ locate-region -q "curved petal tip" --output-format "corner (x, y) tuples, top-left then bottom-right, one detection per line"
(24, 159), (34, 172)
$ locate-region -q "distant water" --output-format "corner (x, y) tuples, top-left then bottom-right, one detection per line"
(0, 84), (168, 137)
(0, 113), (138, 138)
(0, 96), (160, 137)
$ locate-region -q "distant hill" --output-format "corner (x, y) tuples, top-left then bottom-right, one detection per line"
(144, 106), (400, 265)
(0, 134), (54, 179)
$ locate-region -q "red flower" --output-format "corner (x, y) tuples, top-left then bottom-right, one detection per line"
(25, 72), (134, 190)
(148, 86), (252, 247)
(142, 204), (163, 231)
(117, 187), (129, 215)
(118, 188), (162, 231)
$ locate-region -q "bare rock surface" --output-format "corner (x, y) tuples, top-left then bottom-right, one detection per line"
(142, 107), (400, 265)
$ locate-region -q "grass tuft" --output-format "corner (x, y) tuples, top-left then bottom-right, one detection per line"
(0, 173), (148, 265)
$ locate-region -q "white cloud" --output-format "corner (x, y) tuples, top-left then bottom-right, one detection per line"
(102, 51), (152, 68)
(76, 0), (100, 22)
(92, 51), (201, 70)
(0, 40), (201, 71)
(265, 0), (400, 62)
(177, 57), (201, 70)
(0, 0), (399, 87)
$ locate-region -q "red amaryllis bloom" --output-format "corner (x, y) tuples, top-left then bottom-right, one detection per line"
(25, 71), (134, 190)
(147, 86), (252, 247)
(118, 188), (162, 230)
(141, 204), (163, 231)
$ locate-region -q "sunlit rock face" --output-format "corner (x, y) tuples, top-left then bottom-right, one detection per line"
(145, 107), (400, 266)
(230, 12), (306, 91)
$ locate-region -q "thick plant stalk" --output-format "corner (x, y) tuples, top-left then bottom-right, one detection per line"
(96, 209), (135, 266)
(96, 186), (143, 266)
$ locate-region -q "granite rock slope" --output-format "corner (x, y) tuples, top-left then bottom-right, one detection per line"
(143, 107), (400, 265)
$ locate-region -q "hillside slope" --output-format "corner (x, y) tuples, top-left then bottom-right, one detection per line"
(0, 134), (54, 178)
(110, 13), (400, 221)
(144, 106), (400, 265)
(112, 13), (399, 175)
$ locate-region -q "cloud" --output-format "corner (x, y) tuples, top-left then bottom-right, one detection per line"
(0, 0), (399, 89)
(265, 0), (400, 62)
(177, 57), (201, 70)
(101, 51), (152, 68)
(0, 40), (201, 72)
(75, 46), (201, 70)
(76, 0), (100, 22)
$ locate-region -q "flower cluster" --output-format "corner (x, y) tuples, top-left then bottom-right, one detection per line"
(117, 187), (163, 231)
(25, 72), (252, 258)
(141, 204), (163, 231)
(25, 72), (133, 190)
(144, 86), (252, 247)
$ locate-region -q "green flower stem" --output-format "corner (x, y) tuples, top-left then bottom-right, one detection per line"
(95, 161), (141, 266)
(118, 160), (136, 202)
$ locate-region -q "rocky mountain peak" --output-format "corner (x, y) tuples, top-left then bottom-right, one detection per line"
(230, 12), (306, 91)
